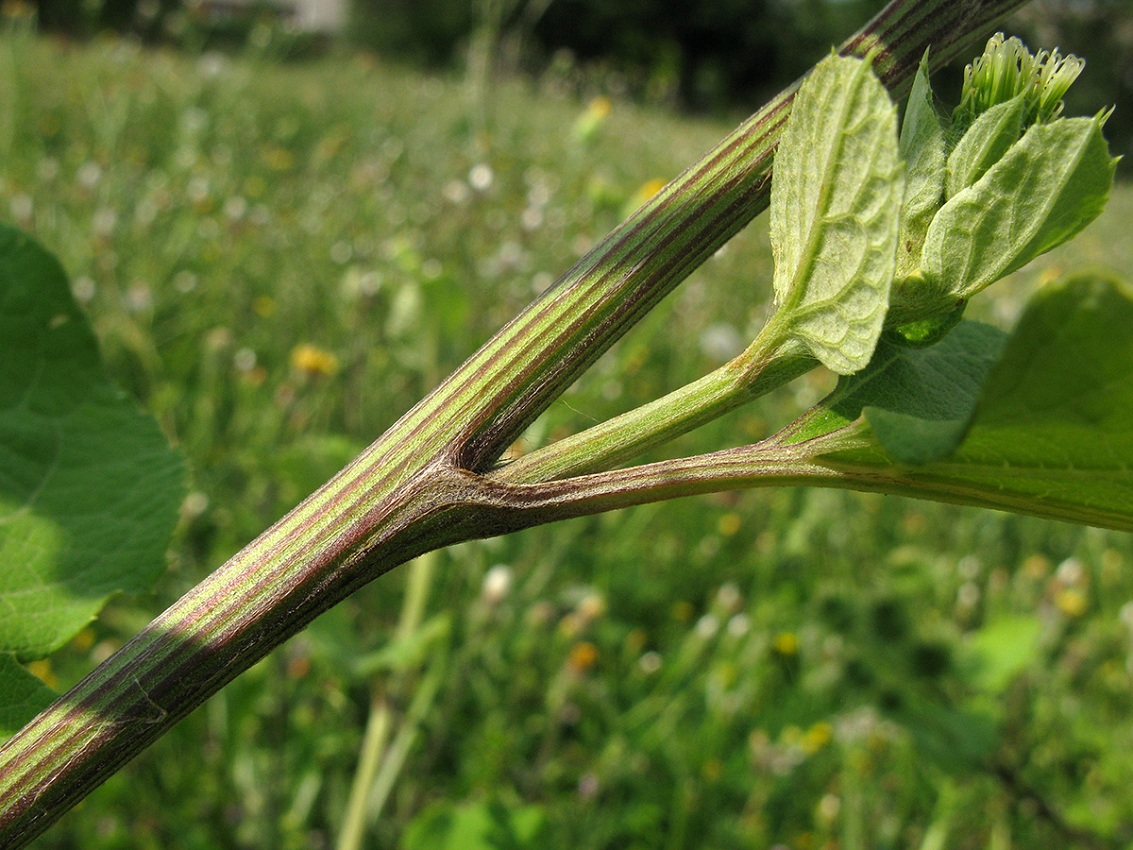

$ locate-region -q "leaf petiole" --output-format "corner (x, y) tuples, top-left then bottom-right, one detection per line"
(495, 317), (811, 484)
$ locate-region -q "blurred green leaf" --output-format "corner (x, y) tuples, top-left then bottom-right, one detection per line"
(770, 53), (903, 375)
(403, 800), (546, 850)
(894, 701), (1000, 775)
(0, 654), (54, 739)
(931, 272), (1133, 526)
(351, 613), (451, 677)
(962, 615), (1043, 694)
(0, 225), (184, 728)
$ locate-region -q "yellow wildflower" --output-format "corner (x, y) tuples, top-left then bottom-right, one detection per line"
(572, 95), (613, 144)
(586, 95), (612, 120)
(27, 659), (56, 689)
(717, 512), (742, 537)
(621, 177), (669, 219)
(1055, 588), (1088, 618)
(772, 631), (799, 656)
(261, 145), (295, 172)
(290, 343), (339, 377)
(567, 641), (600, 673)
(801, 721), (833, 754)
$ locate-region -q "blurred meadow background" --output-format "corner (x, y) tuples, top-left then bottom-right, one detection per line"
(4, 1), (1133, 847)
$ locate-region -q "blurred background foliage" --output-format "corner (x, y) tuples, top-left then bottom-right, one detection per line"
(19, 0), (1133, 168)
(3, 0), (1133, 848)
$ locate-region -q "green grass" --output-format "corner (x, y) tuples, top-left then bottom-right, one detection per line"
(4, 25), (1133, 850)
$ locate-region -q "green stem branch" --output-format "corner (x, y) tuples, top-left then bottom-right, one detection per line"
(498, 334), (814, 484)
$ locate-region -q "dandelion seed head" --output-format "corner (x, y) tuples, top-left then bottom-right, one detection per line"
(173, 270), (198, 293)
(223, 195), (248, 221)
(125, 282), (153, 313)
(92, 207), (118, 238)
(72, 276), (96, 304)
(37, 158), (60, 182)
(696, 614), (720, 640)
(234, 347), (257, 372)
(481, 564), (513, 605)
(442, 179), (471, 205)
(700, 323), (744, 362)
(1056, 557), (1085, 585)
(468, 163), (494, 192)
(9, 193), (33, 222)
(76, 161), (102, 190)
(330, 240), (353, 264)
(957, 581), (981, 608)
(531, 271), (554, 294)
(727, 614), (751, 638)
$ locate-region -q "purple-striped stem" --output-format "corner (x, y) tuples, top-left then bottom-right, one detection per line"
(0, 1), (1029, 846)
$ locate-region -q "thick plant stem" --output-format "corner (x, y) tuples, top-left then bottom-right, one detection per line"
(0, 1), (1030, 845)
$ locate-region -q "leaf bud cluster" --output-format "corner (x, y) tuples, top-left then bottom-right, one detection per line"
(888, 35), (1118, 335)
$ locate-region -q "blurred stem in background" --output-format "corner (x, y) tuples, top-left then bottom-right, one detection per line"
(337, 549), (442, 850)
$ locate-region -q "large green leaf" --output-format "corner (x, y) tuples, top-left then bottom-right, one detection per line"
(787, 320), (1007, 464)
(0, 225), (184, 732)
(811, 273), (1133, 529)
(770, 53), (904, 375)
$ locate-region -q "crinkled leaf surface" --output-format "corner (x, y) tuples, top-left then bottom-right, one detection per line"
(923, 116), (1115, 298)
(770, 54), (904, 375)
(807, 273), (1133, 530)
(0, 225), (184, 731)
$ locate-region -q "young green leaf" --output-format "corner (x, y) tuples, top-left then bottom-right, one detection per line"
(770, 53), (904, 375)
(896, 56), (946, 278)
(944, 94), (1025, 198)
(0, 225), (184, 705)
(922, 115), (1116, 299)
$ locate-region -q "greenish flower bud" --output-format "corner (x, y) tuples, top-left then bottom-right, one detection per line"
(888, 34), (1114, 321)
(952, 33), (1085, 135)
